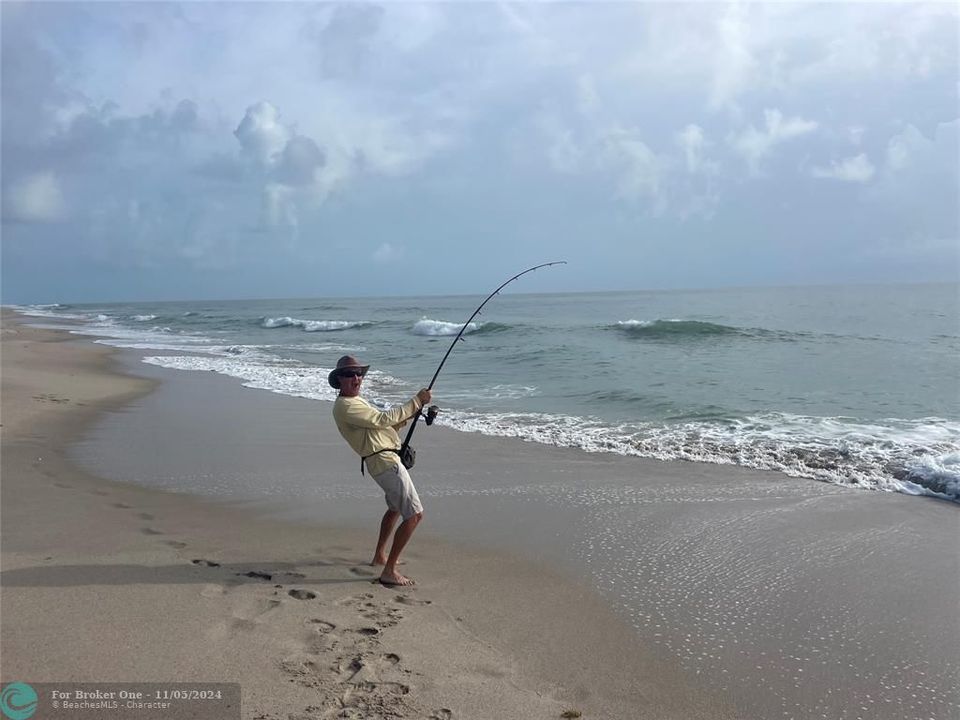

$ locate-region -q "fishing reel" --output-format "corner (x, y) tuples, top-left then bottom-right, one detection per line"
(424, 405), (440, 426)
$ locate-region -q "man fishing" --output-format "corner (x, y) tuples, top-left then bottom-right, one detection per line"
(329, 355), (431, 587)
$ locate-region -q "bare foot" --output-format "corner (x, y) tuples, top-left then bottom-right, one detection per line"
(379, 571), (415, 587)
(370, 557), (405, 567)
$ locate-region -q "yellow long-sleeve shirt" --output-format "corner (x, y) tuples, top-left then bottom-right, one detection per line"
(332, 394), (423, 476)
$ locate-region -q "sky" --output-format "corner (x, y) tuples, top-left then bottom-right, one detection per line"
(2, 1), (958, 304)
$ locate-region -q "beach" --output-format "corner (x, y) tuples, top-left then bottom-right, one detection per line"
(2, 311), (958, 720)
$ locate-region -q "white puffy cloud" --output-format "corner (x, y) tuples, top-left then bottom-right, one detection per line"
(234, 102), (291, 166)
(811, 153), (876, 183)
(729, 109), (819, 174)
(4, 171), (65, 223)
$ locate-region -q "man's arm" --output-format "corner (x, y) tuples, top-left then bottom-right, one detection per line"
(338, 389), (431, 430)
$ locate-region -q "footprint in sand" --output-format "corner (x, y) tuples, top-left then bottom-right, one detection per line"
(308, 619), (336, 633)
(140, 527), (164, 536)
(394, 595), (431, 606)
(237, 570), (273, 581)
(429, 710), (454, 720)
(164, 540), (188, 549)
(362, 606), (403, 629)
(192, 558), (221, 567)
(349, 566), (376, 577)
(288, 589), (317, 600)
(352, 627), (381, 637)
(230, 597), (282, 630)
(335, 592), (375, 607)
(111, 502), (132, 509)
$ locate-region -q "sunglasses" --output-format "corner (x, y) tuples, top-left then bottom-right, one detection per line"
(339, 369), (366, 378)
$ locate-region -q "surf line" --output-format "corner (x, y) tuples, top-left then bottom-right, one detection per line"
(398, 261), (567, 466)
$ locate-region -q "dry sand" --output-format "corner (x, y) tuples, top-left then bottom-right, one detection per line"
(1, 314), (731, 719)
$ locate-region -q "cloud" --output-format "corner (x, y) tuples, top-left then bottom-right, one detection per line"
(373, 242), (401, 264)
(536, 113), (582, 174)
(234, 102), (291, 166)
(274, 135), (325, 187)
(864, 120), (959, 254)
(729, 109), (819, 174)
(811, 153), (876, 183)
(599, 127), (663, 209)
(709, 4), (757, 111)
(676, 124), (710, 174)
(885, 120), (959, 181)
(314, 3), (385, 79)
(3, 171), (65, 223)
(263, 183), (298, 236)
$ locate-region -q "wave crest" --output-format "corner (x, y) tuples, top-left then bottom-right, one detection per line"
(261, 317), (370, 332)
(413, 318), (479, 336)
(615, 319), (743, 338)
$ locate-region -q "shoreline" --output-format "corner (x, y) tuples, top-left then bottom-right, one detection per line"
(1, 312), (729, 718)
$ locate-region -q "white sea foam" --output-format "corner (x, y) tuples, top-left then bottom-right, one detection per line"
(132, 314), (158, 322)
(261, 317), (369, 332)
(8, 304), (88, 321)
(412, 318), (481, 336)
(435, 409), (960, 501)
(143, 355), (340, 401)
(141, 354), (407, 406)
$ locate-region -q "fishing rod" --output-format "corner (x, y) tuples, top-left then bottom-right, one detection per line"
(398, 261), (566, 466)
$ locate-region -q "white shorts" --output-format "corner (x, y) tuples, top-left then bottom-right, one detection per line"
(372, 463), (423, 520)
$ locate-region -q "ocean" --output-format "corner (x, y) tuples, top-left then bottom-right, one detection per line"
(13, 282), (959, 503)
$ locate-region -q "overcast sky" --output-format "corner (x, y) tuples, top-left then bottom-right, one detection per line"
(2, 2), (957, 303)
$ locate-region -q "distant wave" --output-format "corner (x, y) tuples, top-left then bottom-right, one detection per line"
(613, 318), (801, 341)
(260, 317), (371, 332)
(615, 319), (744, 338)
(132, 314), (158, 322)
(9, 304), (84, 320)
(412, 318), (508, 337)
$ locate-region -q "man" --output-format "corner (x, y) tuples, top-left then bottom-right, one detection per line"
(329, 355), (431, 587)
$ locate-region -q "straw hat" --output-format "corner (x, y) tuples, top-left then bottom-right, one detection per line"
(328, 355), (370, 389)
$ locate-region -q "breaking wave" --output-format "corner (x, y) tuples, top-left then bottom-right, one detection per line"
(441, 410), (960, 503)
(261, 317), (371, 332)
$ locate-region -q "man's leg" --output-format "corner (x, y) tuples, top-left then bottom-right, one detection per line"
(380, 512), (422, 586)
(371, 509), (401, 566)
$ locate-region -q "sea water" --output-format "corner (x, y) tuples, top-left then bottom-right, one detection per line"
(15, 282), (959, 502)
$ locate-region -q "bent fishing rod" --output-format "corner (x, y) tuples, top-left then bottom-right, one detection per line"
(400, 261), (566, 457)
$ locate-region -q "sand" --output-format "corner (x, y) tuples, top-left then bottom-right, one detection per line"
(1, 313), (733, 719)
(3, 310), (958, 720)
